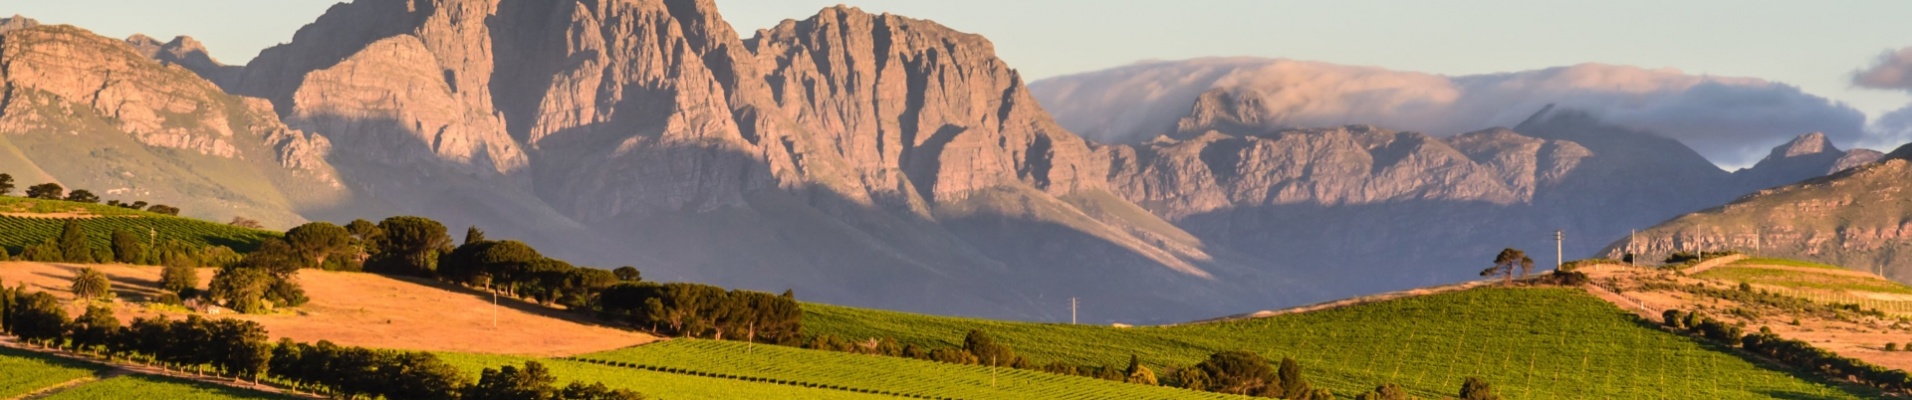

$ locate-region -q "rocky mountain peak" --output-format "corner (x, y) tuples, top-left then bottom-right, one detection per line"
(1772, 131), (1835, 159)
(0, 15), (37, 35)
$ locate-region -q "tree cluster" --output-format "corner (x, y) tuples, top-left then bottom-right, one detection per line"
(14, 220), (220, 269)
(0, 284), (643, 400)
(1664, 309), (1911, 393)
(1156, 351), (1331, 399)
(0, 176), (178, 214)
(1478, 248), (1535, 284)
(598, 282), (802, 343)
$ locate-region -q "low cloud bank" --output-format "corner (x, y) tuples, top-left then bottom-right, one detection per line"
(1032, 58), (1867, 168)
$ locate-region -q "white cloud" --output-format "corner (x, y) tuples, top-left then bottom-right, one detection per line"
(1031, 58), (1868, 168)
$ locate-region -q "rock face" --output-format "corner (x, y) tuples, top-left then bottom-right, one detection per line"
(1732, 132), (1881, 190)
(1607, 147), (1912, 282)
(0, 24), (342, 227)
(223, 0), (1253, 321)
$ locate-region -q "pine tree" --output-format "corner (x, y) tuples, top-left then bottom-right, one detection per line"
(58, 219), (92, 263)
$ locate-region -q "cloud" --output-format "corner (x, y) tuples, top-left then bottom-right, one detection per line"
(1031, 58), (1867, 168)
(1854, 46), (1912, 91)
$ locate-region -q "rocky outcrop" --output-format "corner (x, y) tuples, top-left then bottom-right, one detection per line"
(0, 24), (342, 227)
(1733, 132), (1880, 191)
(0, 15), (36, 35)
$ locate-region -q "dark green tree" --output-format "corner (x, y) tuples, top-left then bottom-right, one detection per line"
(209, 266), (272, 313)
(613, 266), (641, 282)
(1355, 383), (1418, 400)
(25, 183), (62, 200)
(367, 216), (451, 275)
(146, 204), (180, 215)
(0, 173), (13, 196)
(9, 292), (68, 345)
(58, 219), (92, 263)
(1167, 367), (1211, 391)
(70, 267), (111, 301)
(1459, 377), (1500, 400)
(465, 361), (559, 400)
(560, 382), (646, 400)
(286, 222), (352, 269)
(1196, 350), (1277, 395)
(64, 189), (99, 203)
(69, 305), (119, 353)
(1481, 248), (1526, 285)
(964, 329), (1018, 367)
(1278, 357), (1309, 399)
(464, 226), (486, 245)
(161, 257), (199, 295)
(110, 229), (146, 264)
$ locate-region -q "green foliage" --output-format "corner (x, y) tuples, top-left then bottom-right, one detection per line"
(69, 305), (118, 353)
(1196, 350), (1276, 395)
(63, 189), (98, 203)
(69, 267), (111, 301)
(161, 260), (198, 295)
(9, 292), (68, 345)
(58, 219), (92, 263)
(109, 229), (144, 264)
(1459, 377), (1499, 400)
(284, 222), (350, 270)
(208, 265), (272, 314)
(1355, 383), (1419, 400)
(0, 173), (12, 197)
(1695, 266), (1912, 295)
(613, 266), (641, 282)
(25, 183), (61, 199)
(577, 340), (1245, 400)
(0, 200), (276, 256)
(366, 216), (451, 275)
(803, 288), (1876, 399)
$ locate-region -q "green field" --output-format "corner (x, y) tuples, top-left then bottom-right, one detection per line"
(436, 352), (898, 400)
(579, 340), (1244, 400)
(38, 374), (289, 400)
(1732, 257), (1848, 270)
(0, 198), (277, 254)
(1697, 265), (1912, 295)
(0, 346), (104, 398)
(806, 287), (1878, 399)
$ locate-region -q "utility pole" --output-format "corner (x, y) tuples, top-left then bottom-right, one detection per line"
(1555, 230), (1564, 271)
(1071, 297), (1078, 325)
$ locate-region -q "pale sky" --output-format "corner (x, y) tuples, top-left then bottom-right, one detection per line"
(8, 0), (1912, 119)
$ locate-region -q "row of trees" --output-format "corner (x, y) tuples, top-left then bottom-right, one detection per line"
(11, 219), (230, 269)
(1664, 310), (1912, 392)
(0, 283), (643, 400)
(0, 174), (178, 215)
(597, 282), (802, 343)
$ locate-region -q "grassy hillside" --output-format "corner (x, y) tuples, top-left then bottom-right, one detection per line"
(0, 197), (277, 253)
(437, 352), (898, 400)
(0, 346), (102, 398)
(578, 340), (1244, 400)
(806, 287), (1876, 399)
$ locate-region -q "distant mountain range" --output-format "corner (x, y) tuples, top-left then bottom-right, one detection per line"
(0, 1), (1888, 322)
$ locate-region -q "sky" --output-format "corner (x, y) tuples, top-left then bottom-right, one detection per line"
(8, 0), (1912, 151)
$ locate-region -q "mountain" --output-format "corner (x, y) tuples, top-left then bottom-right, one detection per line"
(2, 2), (1880, 322)
(1604, 144), (1912, 282)
(0, 21), (342, 228)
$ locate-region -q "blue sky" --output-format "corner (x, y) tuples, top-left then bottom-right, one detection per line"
(9, 0), (1912, 120)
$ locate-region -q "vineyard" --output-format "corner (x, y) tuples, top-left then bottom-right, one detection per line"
(805, 287), (1879, 399)
(0, 346), (103, 398)
(1696, 265), (1912, 295)
(0, 200), (277, 254)
(576, 340), (1245, 400)
(38, 374), (290, 400)
(436, 352), (896, 400)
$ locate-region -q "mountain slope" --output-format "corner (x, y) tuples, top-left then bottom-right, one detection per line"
(0, 22), (342, 228)
(1606, 148), (1912, 282)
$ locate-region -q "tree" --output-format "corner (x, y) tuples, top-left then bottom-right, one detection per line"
(613, 266), (641, 282)
(559, 382), (646, 400)
(209, 266), (273, 313)
(58, 219), (92, 263)
(161, 257), (198, 295)
(229, 216), (264, 229)
(9, 292), (68, 345)
(69, 305), (119, 353)
(465, 361), (559, 400)
(64, 189), (99, 203)
(207, 318), (272, 380)
(1355, 384), (1418, 400)
(1278, 357), (1310, 399)
(146, 204), (180, 215)
(110, 229), (145, 264)
(1167, 367), (1211, 390)
(1481, 248), (1526, 285)
(1196, 350), (1277, 395)
(965, 329), (1018, 367)
(71, 267), (112, 301)
(464, 226), (486, 245)
(1518, 255), (1536, 279)
(1459, 377), (1500, 400)
(1124, 355), (1158, 385)
(0, 173), (13, 196)
(25, 183), (62, 200)
(367, 216), (451, 275)
(285, 222), (352, 269)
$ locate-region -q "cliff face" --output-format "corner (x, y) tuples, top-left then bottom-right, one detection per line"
(0, 23), (342, 227)
(222, 0), (1251, 322)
